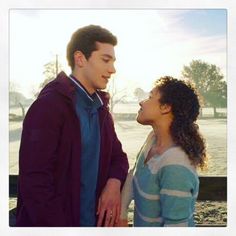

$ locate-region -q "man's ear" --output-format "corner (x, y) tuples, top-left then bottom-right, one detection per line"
(160, 104), (172, 115)
(73, 51), (86, 67)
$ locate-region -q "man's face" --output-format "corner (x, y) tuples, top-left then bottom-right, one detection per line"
(82, 42), (116, 93)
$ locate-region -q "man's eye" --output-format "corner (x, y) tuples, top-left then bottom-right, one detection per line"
(103, 59), (109, 63)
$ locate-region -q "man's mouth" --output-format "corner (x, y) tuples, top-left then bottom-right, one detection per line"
(102, 76), (110, 82)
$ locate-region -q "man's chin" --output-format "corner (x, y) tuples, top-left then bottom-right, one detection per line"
(99, 84), (107, 90)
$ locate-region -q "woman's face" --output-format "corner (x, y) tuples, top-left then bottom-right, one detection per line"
(136, 88), (164, 125)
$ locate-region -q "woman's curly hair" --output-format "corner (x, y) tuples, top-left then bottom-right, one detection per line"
(155, 76), (208, 170)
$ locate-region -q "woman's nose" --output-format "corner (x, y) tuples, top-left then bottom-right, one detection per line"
(139, 100), (144, 106)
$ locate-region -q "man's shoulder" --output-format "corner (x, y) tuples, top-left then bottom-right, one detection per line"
(38, 72), (75, 103)
(28, 82), (72, 116)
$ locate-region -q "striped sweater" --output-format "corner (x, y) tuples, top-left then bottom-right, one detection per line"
(120, 131), (199, 227)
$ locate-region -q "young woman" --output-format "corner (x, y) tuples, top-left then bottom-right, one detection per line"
(118, 76), (208, 227)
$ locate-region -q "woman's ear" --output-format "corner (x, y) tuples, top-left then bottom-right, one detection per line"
(73, 51), (86, 67)
(160, 104), (172, 115)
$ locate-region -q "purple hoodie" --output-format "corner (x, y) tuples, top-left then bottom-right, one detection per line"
(16, 71), (129, 226)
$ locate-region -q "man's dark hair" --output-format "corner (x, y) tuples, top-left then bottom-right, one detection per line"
(67, 25), (117, 70)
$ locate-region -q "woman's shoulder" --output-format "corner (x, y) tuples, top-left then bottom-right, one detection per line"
(160, 146), (197, 172)
(147, 146), (197, 175)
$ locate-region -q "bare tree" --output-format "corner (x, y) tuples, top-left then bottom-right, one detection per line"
(107, 75), (127, 114)
(134, 87), (148, 102)
(35, 55), (63, 98)
(9, 81), (25, 119)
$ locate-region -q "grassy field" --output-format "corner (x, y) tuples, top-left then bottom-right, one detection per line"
(114, 118), (226, 176)
(9, 118), (226, 176)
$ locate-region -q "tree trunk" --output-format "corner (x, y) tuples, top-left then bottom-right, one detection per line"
(110, 97), (114, 114)
(213, 107), (217, 118)
(200, 107), (203, 118)
(18, 102), (25, 118)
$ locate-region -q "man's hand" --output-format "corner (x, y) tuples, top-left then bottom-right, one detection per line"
(97, 178), (121, 227)
(115, 219), (129, 227)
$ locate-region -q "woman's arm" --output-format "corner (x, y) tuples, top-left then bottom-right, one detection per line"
(116, 167), (134, 226)
(158, 165), (198, 227)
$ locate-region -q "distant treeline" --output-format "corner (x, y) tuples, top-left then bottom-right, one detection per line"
(113, 107), (227, 121)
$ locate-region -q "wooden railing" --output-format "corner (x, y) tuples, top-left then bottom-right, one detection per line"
(198, 176), (226, 201)
(195, 175), (227, 227)
(9, 175), (227, 227)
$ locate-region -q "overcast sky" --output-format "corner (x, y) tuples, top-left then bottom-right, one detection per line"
(1, 1), (236, 236)
(10, 9), (226, 98)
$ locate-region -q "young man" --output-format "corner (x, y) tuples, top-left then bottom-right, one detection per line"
(16, 25), (129, 227)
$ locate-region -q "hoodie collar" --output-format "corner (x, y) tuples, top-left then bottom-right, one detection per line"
(68, 74), (103, 106)
(39, 71), (110, 108)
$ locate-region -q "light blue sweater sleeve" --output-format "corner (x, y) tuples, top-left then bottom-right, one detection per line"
(157, 165), (198, 226)
(120, 167), (134, 219)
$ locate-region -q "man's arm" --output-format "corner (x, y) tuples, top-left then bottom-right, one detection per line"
(97, 114), (129, 226)
(96, 178), (121, 226)
(18, 98), (66, 226)
(106, 113), (129, 184)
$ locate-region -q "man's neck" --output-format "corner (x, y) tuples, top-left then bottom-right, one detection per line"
(71, 71), (95, 95)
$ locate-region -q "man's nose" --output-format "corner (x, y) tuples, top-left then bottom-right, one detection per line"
(108, 63), (116, 74)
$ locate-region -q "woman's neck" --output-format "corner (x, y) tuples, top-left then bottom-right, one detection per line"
(152, 124), (175, 155)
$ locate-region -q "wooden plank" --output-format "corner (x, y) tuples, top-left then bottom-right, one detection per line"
(198, 176), (227, 201)
(9, 175), (18, 198)
(196, 224), (226, 227)
(9, 208), (16, 227)
(9, 175), (227, 227)
(10, 175), (227, 200)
